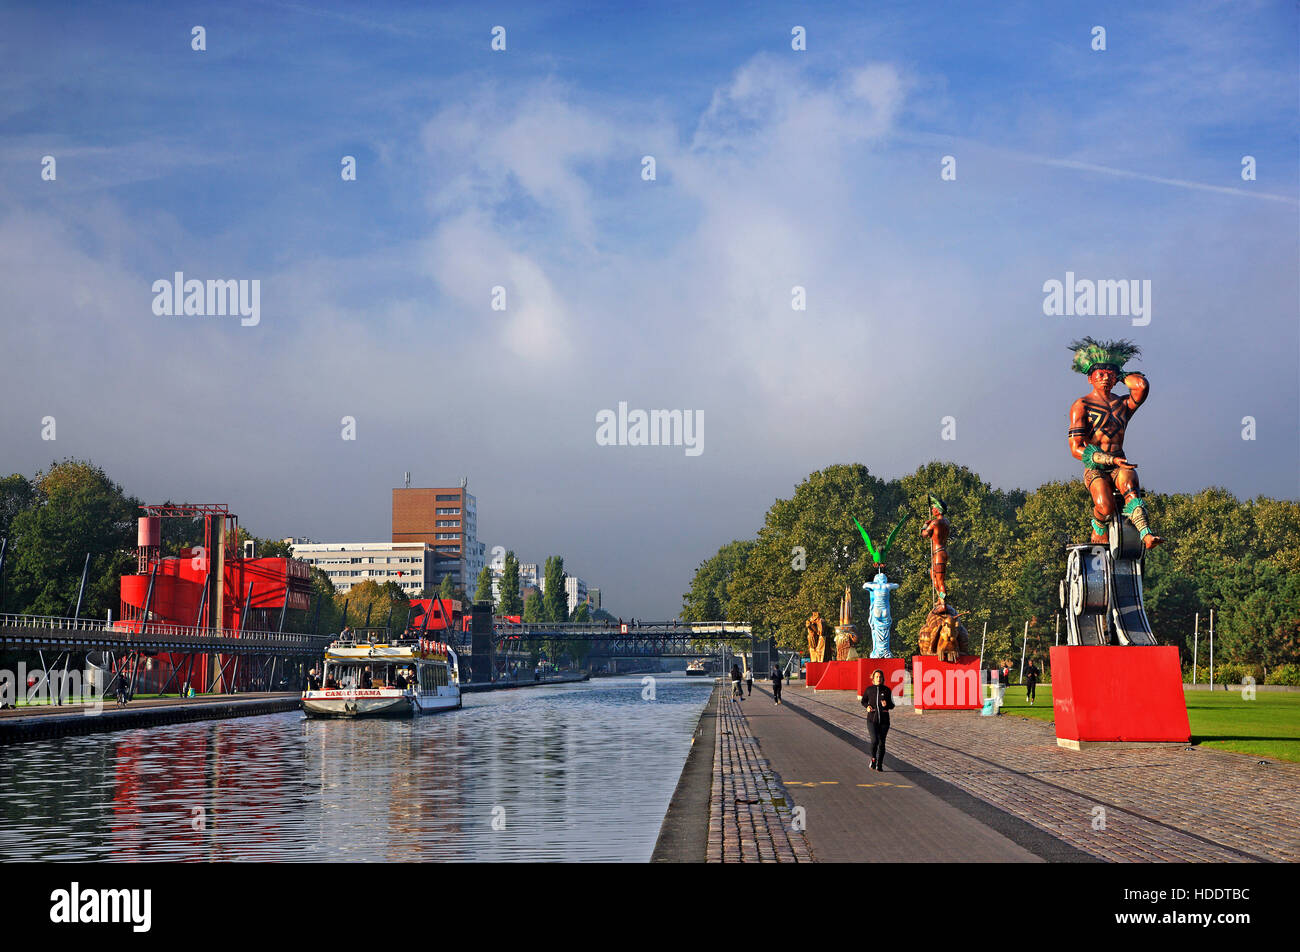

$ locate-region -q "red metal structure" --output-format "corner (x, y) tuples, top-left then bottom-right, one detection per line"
(118, 504), (313, 694)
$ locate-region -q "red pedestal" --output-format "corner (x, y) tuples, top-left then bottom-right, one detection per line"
(804, 661), (829, 688)
(912, 655), (982, 710)
(854, 658), (908, 699)
(1051, 645), (1189, 745)
(811, 659), (858, 691)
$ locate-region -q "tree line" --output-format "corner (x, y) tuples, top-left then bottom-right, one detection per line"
(682, 462), (1300, 682)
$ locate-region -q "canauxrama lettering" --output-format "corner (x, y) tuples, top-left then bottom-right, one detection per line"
(49, 882), (151, 933)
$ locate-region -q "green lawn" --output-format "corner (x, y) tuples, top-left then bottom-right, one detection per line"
(998, 685), (1300, 763)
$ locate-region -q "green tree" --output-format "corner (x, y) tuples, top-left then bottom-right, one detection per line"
(0, 473), (36, 543)
(7, 460), (139, 617)
(474, 565), (495, 607)
(498, 552), (523, 615)
(572, 602), (591, 623)
(682, 540), (754, 620)
(522, 589), (544, 623)
(440, 574), (457, 600)
(543, 555), (567, 623)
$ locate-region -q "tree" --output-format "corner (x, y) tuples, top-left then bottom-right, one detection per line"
(0, 473), (36, 544)
(7, 459), (139, 618)
(440, 574), (457, 600)
(337, 579), (409, 633)
(523, 589), (544, 623)
(682, 540), (754, 620)
(474, 565), (495, 607)
(498, 552), (523, 615)
(543, 555), (567, 623)
(572, 602), (591, 623)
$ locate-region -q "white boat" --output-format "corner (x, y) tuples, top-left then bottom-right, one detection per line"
(303, 630), (462, 718)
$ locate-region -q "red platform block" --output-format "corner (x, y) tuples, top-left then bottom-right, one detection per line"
(1051, 646), (1189, 746)
(812, 659), (859, 691)
(854, 658), (908, 700)
(912, 655), (982, 710)
(804, 661), (829, 688)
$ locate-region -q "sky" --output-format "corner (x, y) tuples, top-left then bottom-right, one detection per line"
(1, 0), (1296, 618)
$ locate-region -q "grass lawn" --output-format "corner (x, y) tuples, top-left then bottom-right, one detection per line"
(998, 684), (1300, 763)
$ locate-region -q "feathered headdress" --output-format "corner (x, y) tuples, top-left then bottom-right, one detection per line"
(928, 494), (947, 515)
(1069, 337), (1141, 375)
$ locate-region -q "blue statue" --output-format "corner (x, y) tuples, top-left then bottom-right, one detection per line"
(862, 571), (899, 658)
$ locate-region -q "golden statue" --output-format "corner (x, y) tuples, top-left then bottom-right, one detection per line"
(805, 611), (827, 663)
(834, 585), (860, 661)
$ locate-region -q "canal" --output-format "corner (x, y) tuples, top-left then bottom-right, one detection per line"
(0, 674), (714, 861)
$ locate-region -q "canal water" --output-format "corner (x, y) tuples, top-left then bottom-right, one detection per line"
(0, 675), (714, 862)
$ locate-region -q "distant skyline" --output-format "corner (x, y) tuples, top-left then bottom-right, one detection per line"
(1, 1), (1296, 618)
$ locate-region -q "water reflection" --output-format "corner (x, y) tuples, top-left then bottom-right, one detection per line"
(0, 675), (711, 862)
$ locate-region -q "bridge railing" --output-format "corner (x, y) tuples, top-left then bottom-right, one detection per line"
(0, 612), (328, 647)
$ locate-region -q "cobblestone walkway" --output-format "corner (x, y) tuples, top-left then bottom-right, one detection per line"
(708, 691), (813, 863)
(774, 685), (1299, 862)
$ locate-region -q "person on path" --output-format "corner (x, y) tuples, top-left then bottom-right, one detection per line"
(1025, 658), (1040, 705)
(770, 663), (783, 704)
(730, 663), (743, 700)
(860, 669), (895, 770)
(746, 667), (753, 697)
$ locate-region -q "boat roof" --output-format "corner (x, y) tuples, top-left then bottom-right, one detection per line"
(325, 642), (453, 661)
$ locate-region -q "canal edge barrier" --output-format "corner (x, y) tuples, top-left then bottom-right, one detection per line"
(0, 695), (303, 745)
(652, 682), (719, 862)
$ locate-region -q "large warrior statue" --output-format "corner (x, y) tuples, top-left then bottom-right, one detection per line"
(1059, 338), (1162, 646)
(917, 492), (971, 659)
(921, 494), (950, 606)
(1066, 337), (1163, 549)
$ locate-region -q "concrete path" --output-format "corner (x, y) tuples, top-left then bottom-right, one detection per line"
(741, 686), (1052, 862)
(774, 683), (1300, 862)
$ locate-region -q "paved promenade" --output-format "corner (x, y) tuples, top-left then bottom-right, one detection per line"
(708, 688), (812, 862)
(769, 683), (1300, 863)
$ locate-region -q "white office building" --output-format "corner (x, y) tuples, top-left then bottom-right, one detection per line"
(290, 541), (438, 595)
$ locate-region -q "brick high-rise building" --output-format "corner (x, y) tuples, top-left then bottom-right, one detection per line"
(392, 481), (485, 592)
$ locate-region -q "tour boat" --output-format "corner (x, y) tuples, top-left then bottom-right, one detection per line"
(302, 629), (461, 718)
(686, 658), (712, 677)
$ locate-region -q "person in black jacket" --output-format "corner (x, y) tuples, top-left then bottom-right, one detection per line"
(860, 669), (895, 771)
(730, 663), (743, 700)
(770, 663), (783, 704)
(1025, 658), (1040, 705)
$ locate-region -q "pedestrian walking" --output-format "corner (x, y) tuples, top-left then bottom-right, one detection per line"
(730, 663), (743, 700)
(746, 667), (753, 697)
(1025, 658), (1040, 705)
(860, 669), (895, 770)
(770, 663), (783, 704)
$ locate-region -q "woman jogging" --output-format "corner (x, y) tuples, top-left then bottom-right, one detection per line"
(860, 669), (895, 771)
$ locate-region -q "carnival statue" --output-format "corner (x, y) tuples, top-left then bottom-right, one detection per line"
(916, 491), (971, 659)
(1066, 337), (1163, 549)
(834, 587), (859, 661)
(851, 513), (908, 659)
(805, 610), (827, 663)
(921, 494), (950, 606)
(862, 572), (900, 658)
(1059, 338), (1162, 646)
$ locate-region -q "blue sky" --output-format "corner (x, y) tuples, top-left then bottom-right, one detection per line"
(1, 0), (1297, 617)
